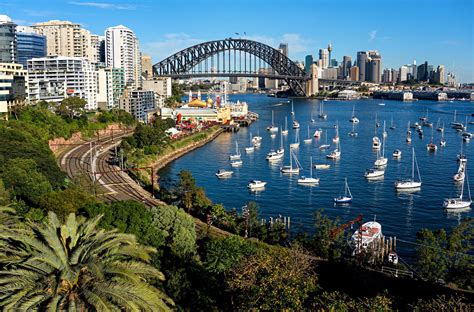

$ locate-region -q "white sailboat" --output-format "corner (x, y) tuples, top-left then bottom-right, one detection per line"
(326, 139), (341, 160)
(298, 156), (320, 184)
(350, 105), (359, 123)
(252, 130), (262, 145)
(395, 148), (422, 190)
(334, 178), (352, 204)
(304, 126), (312, 144)
(453, 161), (466, 182)
(318, 101), (328, 119)
(365, 167), (385, 179)
(444, 167), (472, 210)
(266, 110), (279, 132)
(282, 117), (289, 135)
(277, 129), (285, 155)
(290, 129), (300, 149)
(440, 122), (446, 147)
(374, 128), (388, 166)
(332, 121), (340, 143)
(319, 130), (331, 150)
(382, 120), (388, 138)
(229, 141), (241, 160)
(406, 121), (412, 143)
(458, 138), (467, 163)
(372, 120), (381, 149)
(281, 149), (302, 174)
(245, 132), (255, 153)
(290, 100), (295, 116)
(348, 121), (358, 137)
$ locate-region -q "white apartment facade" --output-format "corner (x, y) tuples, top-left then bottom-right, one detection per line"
(0, 63), (28, 117)
(96, 67), (125, 110)
(27, 56), (97, 110)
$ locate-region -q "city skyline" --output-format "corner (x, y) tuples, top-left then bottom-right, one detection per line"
(0, 0), (472, 82)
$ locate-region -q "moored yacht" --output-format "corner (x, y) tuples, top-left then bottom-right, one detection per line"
(215, 169), (233, 178)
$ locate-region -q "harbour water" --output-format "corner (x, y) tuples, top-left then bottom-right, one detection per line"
(159, 94), (473, 260)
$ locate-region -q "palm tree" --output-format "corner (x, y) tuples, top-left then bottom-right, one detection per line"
(0, 211), (173, 311)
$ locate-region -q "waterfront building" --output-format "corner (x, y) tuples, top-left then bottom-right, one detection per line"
(342, 56), (352, 79)
(142, 77), (172, 108)
(319, 48), (329, 69)
(119, 89), (155, 123)
(304, 55), (313, 74)
(356, 51), (368, 81)
(105, 25), (141, 88)
(33, 20), (98, 62)
(27, 56), (97, 110)
(338, 89), (360, 100)
(349, 66), (359, 81)
(160, 106), (231, 123)
(0, 15), (17, 63)
(0, 62), (27, 118)
(96, 67), (125, 110)
(399, 65), (408, 82)
(15, 26), (46, 68)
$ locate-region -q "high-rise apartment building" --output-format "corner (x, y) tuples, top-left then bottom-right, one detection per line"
(27, 56), (97, 110)
(0, 15), (17, 63)
(319, 49), (329, 69)
(96, 67), (125, 110)
(0, 63), (27, 117)
(16, 26), (46, 67)
(142, 77), (171, 108)
(119, 89), (155, 123)
(32, 20), (98, 62)
(105, 25), (141, 87)
(434, 65), (445, 84)
(416, 61), (428, 81)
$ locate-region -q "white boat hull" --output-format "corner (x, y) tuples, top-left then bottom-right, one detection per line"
(443, 199), (471, 209)
(374, 157), (388, 167)
(298, 177), (320, 184)
(395, 181), (422, 189)
(314, 164), (330, 169)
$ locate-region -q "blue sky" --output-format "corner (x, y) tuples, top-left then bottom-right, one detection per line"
(2, 0), (473, 82)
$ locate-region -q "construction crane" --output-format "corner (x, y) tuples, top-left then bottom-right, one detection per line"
(329, 214), (363, 239)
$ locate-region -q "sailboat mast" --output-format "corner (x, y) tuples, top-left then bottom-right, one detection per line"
(412, 148), (415, 181)
(310, 156), (313, 178)
(466, 168), (472, 201)
(280, 129), (283, 149)
(382, 122), (385, 157)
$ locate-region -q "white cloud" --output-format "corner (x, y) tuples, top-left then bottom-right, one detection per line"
(68, 2), (136, 10)
(369, 30), (377, 42)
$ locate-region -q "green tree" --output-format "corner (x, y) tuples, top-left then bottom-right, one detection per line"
(309, 210), (347, 260)
(0, 211), (173, 311)
(39, 187), (96, 220)
(57, 96), (87, 119)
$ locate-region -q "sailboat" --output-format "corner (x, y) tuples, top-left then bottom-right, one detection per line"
(290, 100), (295, 116)
(310, 108), (315, 123)
(298, 156), (320, 184)
(291, 101), (300, 129)
(365, 167), (385, 179)
(282, 117), (289, 135)
(453, 161), (466, 182)
(266, 130), (285, 161)
(382, 120), (387, 138)
(436, 118), (444, 132)
(326, 139), (341, 160)
(374, 130), (388, 166)
(426, 128), (437, 152)
(334, 178), (353, 204)
(395, 148), (422, 190)
(318, 101), (328, 119)
(290, 129), (300, 149)
(229, 141), (241, 160)
(319, 130), (331, 150)
(350, 105), (359, 123)
(375, 113), (381, 128)
(389, 116), (396, 130)
(304, 126), (312, 144)
(458, 139), (467, 163)
(281, 149), (302, 174)
(252, 130), (262, 146)
(440, 122), (447, 147)
(313, 127), (322, 138)
(266, 110), (279, 132)
(277, 129), (285, 155)
(332, 121), (340, 143)
(348, 121), (358, 137)
(245, 132), (255, 153)
(444, 167), (472, 210)
(451, 109), (464, 129)
(406, 122), (412, 143)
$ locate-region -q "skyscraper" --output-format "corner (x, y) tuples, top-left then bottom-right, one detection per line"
(319, 48), (329, 69)
(16, 26), (46, 67)
(342, 56), (352, 79)
(279, 43), (288, 57)
(105, 25), (141, 87)
(367, 50), (381, 83)
(399, 65), (408, 82)
(304, 55), (313, 73)
(416, 61), (428, 81)
(327, 42), (333, 67)
(434, 65), (445, 84)
(0, 15), (17, 63)
(356, 51), (368, 81)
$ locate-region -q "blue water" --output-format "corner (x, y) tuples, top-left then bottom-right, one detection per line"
(159, 94), (474, 259)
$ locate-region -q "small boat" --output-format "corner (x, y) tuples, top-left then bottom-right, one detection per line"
(332, 121), (340, 143)
(314, 164), (331, 169)
(454, 161), (466, 182)
(436, 118), (444, 132)
(313, 128), (322, 138)
(375, 113), (381, 128)
(378, 103), (385, 106)
(245, 132), (255, 153)
(388, 251), (399, 265)
(426, 129), (437, 151)
(350, 105), (359, 123)
(422, 120), (433, 127)
(372, 136), (381, 150)
(216, 169), (233, 178)
(290, 129), (300, 149)
(318, 101), (328, 119)
(281, 149), (301, 174)
(292, 119), (300, 129)
(395, 148), (422, 190)
(393, 149), (402, 158)
(266, 110), (279, 132)
(230, 159), (243, 167)
(248, 180), (267, 190)
(252, 131), (262, 144)
(298, 156), (320, 184)
(365, 167), (385, 179)
(374, 131), (388, 167)
(229, 141), (241, 160)
(326, 138), (341, 159)
(304, 126), (312, 144)
(440, 122), (446, 147)
(266, 150), (284, 161)
(351, 220), (383, 254)
(406, 121), (412, 143)
(282, 117), (289, 135)
(334, 178), (353, 204)
(348, 121), (358, 137)
(319, 130), (331, 150)
(290, 100), (295, 116)
(444, 167), (471, 210)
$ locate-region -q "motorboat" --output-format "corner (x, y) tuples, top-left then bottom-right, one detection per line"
(298, 156), (320, 184)
(426, 142), (437, 152)
(281, 149), (301, 174)
(326, 144), (341, 160)
(444, 167), (471, 210)
(314, 164), (331, 169)
(313, 129), (322, 138)
(351, 221), (383, 254)
(393, 149), (402, 158)
(248, 180), (267, 190)
(334, 178), (352, 204)
(365, 168), (385, 179)
(230, 159), (243, 167)
(372, 136), (381, 150)
(395, 148), (422, 190)
(215, 169), (233, 178)
(229, 141), (241, 160)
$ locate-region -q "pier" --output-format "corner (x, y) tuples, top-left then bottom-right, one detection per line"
(373, 91), (413, 101)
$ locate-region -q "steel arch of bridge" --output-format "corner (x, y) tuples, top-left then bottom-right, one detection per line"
(152, 38), (309, 96)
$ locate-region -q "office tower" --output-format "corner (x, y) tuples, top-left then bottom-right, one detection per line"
(27, 56), (97, 110)
(279, 43), (288, 57)
(0, 15), (17, 63)
(416, 61), (428, 81)
(391, 68), (399, 84)
(105, 25), (141, 87)
(16, 26), (46, 67)
(33, 20), (98, 62)
(356, 51), (368, 81)
(366, 50), (381, 83)
(349, 66), (359, 81)
(330, 59), (338, 67)
(342, 56), (352, 79)
(304, 55), (313, 73)
(434, 65), (445, 84)
(399, 65), (408, 82)
(319, 48), (329, 69)
(141, 54), (152, 79)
